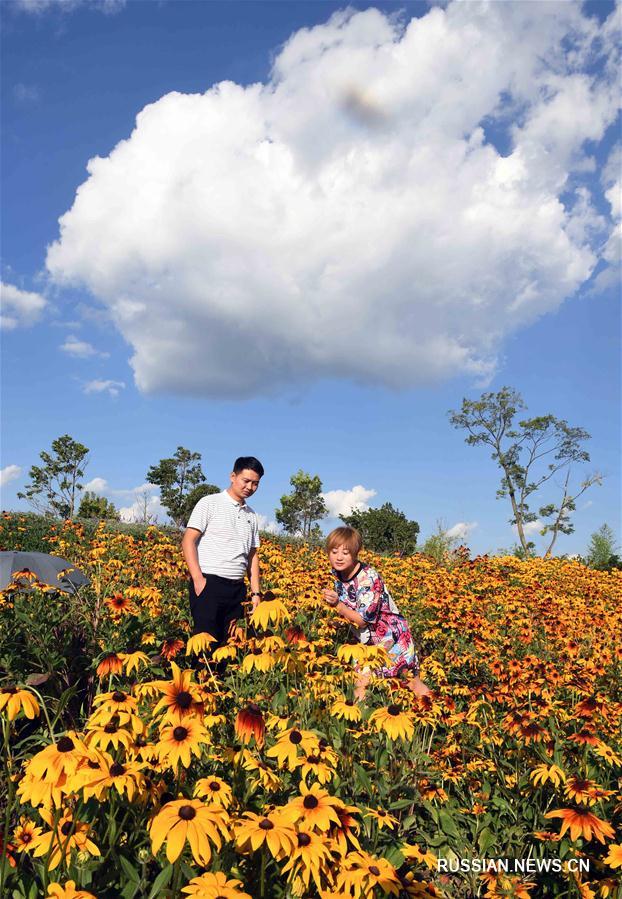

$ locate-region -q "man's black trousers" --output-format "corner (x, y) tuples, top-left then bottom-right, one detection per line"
(188, 573), (246, 646)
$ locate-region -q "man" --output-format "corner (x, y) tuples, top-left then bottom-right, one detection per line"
(182, 456), (264, 645)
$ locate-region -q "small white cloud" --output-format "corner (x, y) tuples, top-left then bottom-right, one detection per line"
(13, 83), (40, 103)
(257, 513), (280, 534)
(0, 465), (22, 488)
(82, 477), (108, 494)
(513, 519), (545, 537)
(60, 335), (109, 358)
(446, 521), (478, 541)
(83, 378), (125, 397)
(322, 485), (377, 519)
(13, 0), (126, 14)
(0, 282), (47, 329)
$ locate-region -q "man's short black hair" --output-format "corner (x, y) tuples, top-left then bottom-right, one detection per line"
(233, 456), (264, 478)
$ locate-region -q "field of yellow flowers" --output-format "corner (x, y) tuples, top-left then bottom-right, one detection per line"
(1, 514), (621, 899)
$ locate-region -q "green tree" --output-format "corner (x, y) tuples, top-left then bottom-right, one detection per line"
(586, 524), (621, 571)
(342, 502), (419, 554)
(275, 470), (327, 540)
(449, 387), (601, 557)
(18, 435), (89, 519)
(146, 447), (218, 527)
(421, 520), (459, 564)
(77, 491), (120, 521)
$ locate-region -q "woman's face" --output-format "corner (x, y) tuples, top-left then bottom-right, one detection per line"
(329, 543), (358, 575)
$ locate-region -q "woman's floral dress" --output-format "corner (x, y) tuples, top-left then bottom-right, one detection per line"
(333, 562), (419, 678)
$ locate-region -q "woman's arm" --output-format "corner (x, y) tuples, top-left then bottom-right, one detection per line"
(322, 589), (365, 628)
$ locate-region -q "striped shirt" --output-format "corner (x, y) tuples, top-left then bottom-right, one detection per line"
(186, 490), (260, 579)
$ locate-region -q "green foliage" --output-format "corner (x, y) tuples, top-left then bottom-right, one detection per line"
(17, 434), (89, 519)
(146, 446), (218, 527)
(449, 387), (601, 557)
(421, 520), (459, 564)
(77, 491), (120, 521)
(275, 470), (327, 540)
(586, 523), (622, 571)
(342, 502), (419, 554)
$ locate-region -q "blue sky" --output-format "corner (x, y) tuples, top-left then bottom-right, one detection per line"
(1, 0), (620, 556)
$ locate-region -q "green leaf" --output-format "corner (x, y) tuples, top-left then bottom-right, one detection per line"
(121, 882), (140, 899)
(119, 856), (141, 884)
(439, 811), (460, 838)
(354, 763), (373, 795)
(147, 864), (173, 899)
(478, 827), (495, 854)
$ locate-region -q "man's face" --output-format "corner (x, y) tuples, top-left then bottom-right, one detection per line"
(229, 469), (261, 502)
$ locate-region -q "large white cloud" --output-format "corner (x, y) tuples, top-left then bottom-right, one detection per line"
(322, 485), (377, 518)
(0, 465), (22, 488)
(0, 282), (47, 330)
(46, 3), (620, 398)
(446, 521), (478, 541)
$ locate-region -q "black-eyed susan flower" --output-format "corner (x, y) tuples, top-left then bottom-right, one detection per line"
(150, 799), (229, 865)
(141, 632), (157, 646)
(530, 763), (566, 788)
(265, 727), (317, 769)
(235, 703), (266, 748)
(281, 828), (333, 892)
(241, 755), (282, 792)
(46, 881), (97, 899)
(234, 810), (296, 860)
(96, 652), (124, 678)
(161, 638), (185, 660)
(330, 698), (362, 722)
(370, 704), (415, 741)
(336, 850), (401, 896)
(186, 632), (217, 656)
(182, 871), (252, 898)
(12, 817), (42, 853)
(282, 783), (344, 832)
(241, 646), (277, 674)
(156, 717), (210, 769)
(400, 843), (438, 869)
(33, 809), (100, 871)
(296, 753), (335, 785)
(73, 752), (145, 801)
(212, 644), (238, 663)
(593, 741), (622, 766)
(604, 844), (622, 869)
(544, 808), (615, 843)
(121, 651), (150, 675)
(365, 807), (399, 831)
(153, 662), (202, 721)
(329, 804), (362, 854)
(250, 592), (290, 630)
(194, 777), (233, 808)
(27, 732), (88, 784)
(0, 686), (40, 721)
(84, 720), (134, 752)
(104, 594), (135, 616)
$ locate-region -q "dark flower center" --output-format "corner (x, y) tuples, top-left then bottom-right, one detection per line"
(110, 762), (125, 776)
(22, 833), (32, 843)
(378, 810), (386, 817)
(178, 805), (196, 821)
(88, 760), (100, 769)
(3, 687), (17, 695)
(173, 726), (188, 741)
(252, 648), (263, 655)
(57, 736), (75, 753)
(298, 832), (311, 846)
(112, 691), (126, 702)
(306, 755), (320, 764)
(135, 734), (148, 747)
(303, 795), (319, 809)
(289, 730), (302, 744)
(259, 818), (274, 830)
(176, 691), (192, 709)
(104, 723), (118, 733)
(387, 704), (401, 716)
(345, 701), (354, 707)
(61, 821), (74, 836)
(369, 865), (380, 876)
(319, 738), (329, 750)
(209, 782), (221, 792)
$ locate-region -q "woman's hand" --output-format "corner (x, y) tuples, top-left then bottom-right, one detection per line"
(322, 589), (339, 608)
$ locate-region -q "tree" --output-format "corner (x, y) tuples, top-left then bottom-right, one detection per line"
(449, 387), (601, 557)
(342, 503), (419, 554)
(275, 470), (327, 540)
(146, 447), (218, 527)
(421, 520), (459, 564)
(133, 488), (158, 525)
(586, 524), (621, 571)
(77, 491), (120, 521)
(18, 435), (89, 519)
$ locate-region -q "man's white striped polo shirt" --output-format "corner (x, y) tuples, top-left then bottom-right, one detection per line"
(186, 490), (260, 580)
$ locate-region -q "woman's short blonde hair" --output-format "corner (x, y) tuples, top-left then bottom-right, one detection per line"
(326, 526), (363, 555)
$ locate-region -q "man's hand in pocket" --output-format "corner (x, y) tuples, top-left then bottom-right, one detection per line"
(193, 576), (207, 595)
